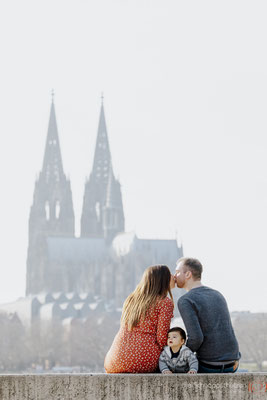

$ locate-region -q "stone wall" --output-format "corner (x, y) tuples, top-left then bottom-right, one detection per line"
(0, 373), (266, 400)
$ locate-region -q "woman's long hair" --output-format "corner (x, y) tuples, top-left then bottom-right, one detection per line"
(121, 265), (173, 330)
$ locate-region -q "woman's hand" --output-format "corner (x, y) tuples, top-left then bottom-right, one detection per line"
(162, 370), (173, 374)
(188, 370), (197, 374)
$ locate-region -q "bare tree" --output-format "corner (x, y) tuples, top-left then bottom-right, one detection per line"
(69, 313), (120, 371)
(27, 319), (68, 369)
(0, 312), (29, 371)
(0, 310), (120, 372)
(233, 313), (267, 371)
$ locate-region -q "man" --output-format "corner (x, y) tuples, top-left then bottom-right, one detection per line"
(175, 257), (240, 373)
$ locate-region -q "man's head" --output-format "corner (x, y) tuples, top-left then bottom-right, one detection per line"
(175, 257), (203, 289)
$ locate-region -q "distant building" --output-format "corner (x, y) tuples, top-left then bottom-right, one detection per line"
(5, 95), (183, 322)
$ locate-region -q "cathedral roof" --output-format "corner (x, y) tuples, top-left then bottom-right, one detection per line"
(111, 232), (181, 262)
(136, 238), (180, 262)
(46, 233), (181, 262)
(46, 237), (107, 263)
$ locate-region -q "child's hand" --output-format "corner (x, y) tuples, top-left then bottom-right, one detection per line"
(163, 370), (173, 374)
(188, 370), (197, 374)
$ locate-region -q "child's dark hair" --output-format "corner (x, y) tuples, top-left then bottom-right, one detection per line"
(168, 327), (186, 342)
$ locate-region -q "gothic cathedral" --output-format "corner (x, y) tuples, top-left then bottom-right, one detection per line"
(26, 96), (183, 308)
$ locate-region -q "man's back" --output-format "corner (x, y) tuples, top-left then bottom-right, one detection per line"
(178, 286), (240, 362)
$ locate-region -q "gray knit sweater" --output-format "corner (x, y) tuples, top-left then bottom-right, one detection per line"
(178, 286), (241, 363)
(159, 345), (198, 373)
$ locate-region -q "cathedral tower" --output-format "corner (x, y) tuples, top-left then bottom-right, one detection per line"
(80, 98), (125, 240)
(26, 94), (75, 295)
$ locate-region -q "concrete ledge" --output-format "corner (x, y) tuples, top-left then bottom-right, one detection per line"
(0, 373), (266, 400)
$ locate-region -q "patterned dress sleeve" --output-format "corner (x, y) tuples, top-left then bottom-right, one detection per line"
(156, 298), (174, 349)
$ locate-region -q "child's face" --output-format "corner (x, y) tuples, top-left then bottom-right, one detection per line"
(167, 331), (185, 349)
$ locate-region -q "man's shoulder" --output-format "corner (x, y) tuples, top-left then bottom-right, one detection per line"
(178, 288), (200, 303)
(196, 286), (226, 302)
(177, 286), (226, 308)
(177, 291), (192, 307)
(179, 286), (223, 300)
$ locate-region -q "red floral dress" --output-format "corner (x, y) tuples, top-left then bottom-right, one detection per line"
(104, 297), (174, 373)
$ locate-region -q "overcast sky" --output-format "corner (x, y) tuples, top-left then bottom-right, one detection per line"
(0, 0), (266, 312)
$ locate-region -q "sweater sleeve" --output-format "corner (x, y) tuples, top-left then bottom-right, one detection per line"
(185, 349), (199, 372)
(159, 351), (170, 373)
(156, 298), (174, 349)
(178, 297), (204, 352)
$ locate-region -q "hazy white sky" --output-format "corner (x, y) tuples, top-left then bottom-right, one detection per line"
(0, 0), (267, 311)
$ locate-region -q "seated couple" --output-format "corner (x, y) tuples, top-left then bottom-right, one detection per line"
(104, 258), (240, 374)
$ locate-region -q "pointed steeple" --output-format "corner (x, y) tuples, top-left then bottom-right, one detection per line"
(26, 94), (75, 295)
(81, 98), (125, 239)
(41, 94), (64, 183)
(91, 99), (113, 186)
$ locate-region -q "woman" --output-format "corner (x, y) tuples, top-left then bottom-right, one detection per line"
(104, 265), (175, 373)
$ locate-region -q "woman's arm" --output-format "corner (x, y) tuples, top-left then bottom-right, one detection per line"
(156, 298), (174, 349)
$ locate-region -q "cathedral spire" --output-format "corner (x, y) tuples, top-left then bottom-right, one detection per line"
(91, 99), (113, 186)
(26, 95), (75, 295)
(41, 95), (64, 183)
(81, 98), (125, 238)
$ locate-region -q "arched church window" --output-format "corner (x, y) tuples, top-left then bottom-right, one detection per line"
(55, 201), (60, 219)
(54, 165), (60, 182)
(45, 165), (50, 183)
(45, 201), (50, 221)
(95, 202), (100, 222)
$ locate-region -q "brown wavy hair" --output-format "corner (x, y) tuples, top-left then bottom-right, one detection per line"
(121, 265), (173, 330)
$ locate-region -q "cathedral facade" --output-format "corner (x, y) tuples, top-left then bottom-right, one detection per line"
(26, 97), (183, 309)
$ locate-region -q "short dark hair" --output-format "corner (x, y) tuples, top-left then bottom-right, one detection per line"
(177, 257), (203, 280)
(168, 327), (186, 342)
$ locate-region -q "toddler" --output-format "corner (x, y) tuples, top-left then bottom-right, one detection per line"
(159, 327), (198, 374)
